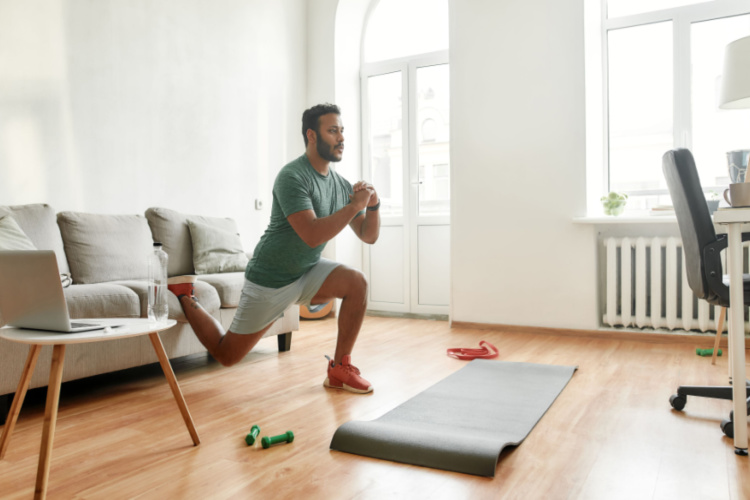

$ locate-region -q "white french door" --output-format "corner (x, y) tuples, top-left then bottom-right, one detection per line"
(362, 51), (450, 316)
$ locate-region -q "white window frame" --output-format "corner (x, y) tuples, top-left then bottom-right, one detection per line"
(360, 51), (449, 315)
(360, 50), (450, 218)
(588, 0), (750, 212)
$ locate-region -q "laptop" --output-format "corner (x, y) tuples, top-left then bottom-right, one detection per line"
(0, 250), (111, 333)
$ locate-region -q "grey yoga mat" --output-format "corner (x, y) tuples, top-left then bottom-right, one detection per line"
(330, 359), (577, 477)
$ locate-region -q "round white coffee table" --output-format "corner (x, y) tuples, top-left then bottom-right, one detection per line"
(0, 318), (200, 500)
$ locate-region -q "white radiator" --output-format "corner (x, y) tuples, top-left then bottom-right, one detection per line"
(602, 236), (748, 332)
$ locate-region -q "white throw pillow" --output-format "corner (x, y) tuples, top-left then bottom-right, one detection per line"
(0, 215), (36, 251)
(187, 219), (249, 275)
(0, 215), (72, 287)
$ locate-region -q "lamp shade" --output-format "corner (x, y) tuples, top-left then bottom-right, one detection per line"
(720, 35), (750, 110)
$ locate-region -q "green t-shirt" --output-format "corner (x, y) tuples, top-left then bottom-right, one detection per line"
(246, 154), (361, 288)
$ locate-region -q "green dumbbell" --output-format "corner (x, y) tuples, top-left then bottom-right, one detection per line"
(245, 425), (260, 446)
(261, 431), (294, 449)
(696, 348), (722, 357)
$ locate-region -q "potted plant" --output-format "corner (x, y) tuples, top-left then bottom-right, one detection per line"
(601, 191), (628, 216)
(706, 191), (719, 215)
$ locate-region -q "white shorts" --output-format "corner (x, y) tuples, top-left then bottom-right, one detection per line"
(229, 258), (340, 334)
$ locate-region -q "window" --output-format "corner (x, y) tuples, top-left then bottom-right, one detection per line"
(366, 71), (403, 216)
(607, 22), (673, 196)
(416, 64), (450, 215)
(362, 0), (450, 217)
(691, 15), (750, 179)
(591, 0), (750, 211)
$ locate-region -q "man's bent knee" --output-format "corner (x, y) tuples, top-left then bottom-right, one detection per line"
(339, 269), (368, 309)
(215, 349), (243, 367)
(313, 265), (369, 305)
(347, 268), (368, 296)
(213, 330), (265, 367)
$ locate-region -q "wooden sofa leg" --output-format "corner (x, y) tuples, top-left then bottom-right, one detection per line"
(0, 394), (10, 426)
(277, 333), (292, 352)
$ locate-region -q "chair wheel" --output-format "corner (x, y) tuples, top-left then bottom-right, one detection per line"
(670, 394), (686, 411)
(721, 419), (734, 439)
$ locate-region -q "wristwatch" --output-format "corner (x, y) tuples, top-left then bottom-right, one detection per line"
(367, 199), (380, 211)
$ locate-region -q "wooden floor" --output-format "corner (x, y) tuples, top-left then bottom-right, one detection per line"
(1, 316), (749, 499)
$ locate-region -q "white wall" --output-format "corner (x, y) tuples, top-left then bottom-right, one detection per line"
(307, 0), (370, 272)
(1, 0), (602, 330)
(450, 0), (599, 329)
(0, 0), (307, 252)
(307, 0), (338, 107)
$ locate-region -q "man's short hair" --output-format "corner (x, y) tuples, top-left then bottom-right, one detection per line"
(302, 103), (341, 146)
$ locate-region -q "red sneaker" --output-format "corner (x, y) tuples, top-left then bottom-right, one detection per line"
(167, 276), (197, 298)
(324, 355), (373, 394)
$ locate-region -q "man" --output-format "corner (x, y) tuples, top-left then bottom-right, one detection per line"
(168, 103), (380, 394)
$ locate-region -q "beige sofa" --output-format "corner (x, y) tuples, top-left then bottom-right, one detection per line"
(0, 204), (299, 424)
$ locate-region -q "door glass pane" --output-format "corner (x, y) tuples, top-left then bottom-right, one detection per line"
(691, 16), (750, 189)
(607, 0), (703, 19)
(367, 72), (403, 216)
(416, 64), (450, 216)
(608, 22), (673, 197)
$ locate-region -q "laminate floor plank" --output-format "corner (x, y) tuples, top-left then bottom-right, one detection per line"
(0, 317), (748, 499)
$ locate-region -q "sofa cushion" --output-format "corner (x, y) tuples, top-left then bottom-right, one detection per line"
(57, 212), (153, 284)
(0, 203), (70, 275)
(63, 283), (141, 319)
(0, 215), (36, 251)
(197, 272), (245, 307)
(111, 279), (221, 322)
(145, 207), (245, 277)
(0, 217), (72, 288)
(187, 219), (249, 275)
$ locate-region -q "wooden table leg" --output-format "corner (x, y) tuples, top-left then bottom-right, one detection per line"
(148, 333), (200, 446)
(35, 344), (66, 500)
(0, 344), (42, 459)
(711, 307), (725, 366)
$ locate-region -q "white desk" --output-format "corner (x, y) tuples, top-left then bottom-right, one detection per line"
(0, 318), (201, 499)
(712, 208), (749, 455)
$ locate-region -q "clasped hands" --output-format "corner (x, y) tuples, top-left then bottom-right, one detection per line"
(349, 181), (379, 211)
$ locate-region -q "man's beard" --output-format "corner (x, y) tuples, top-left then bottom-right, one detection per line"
(316, 136), (342, 162)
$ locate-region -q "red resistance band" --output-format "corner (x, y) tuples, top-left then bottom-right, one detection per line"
(446, 340), (499, 360)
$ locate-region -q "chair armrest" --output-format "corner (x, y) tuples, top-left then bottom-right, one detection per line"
(702, 232), (750, 265)
(704, 235), (729, 304)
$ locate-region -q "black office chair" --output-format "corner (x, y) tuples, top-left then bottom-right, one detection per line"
(662, 148), (750, 438)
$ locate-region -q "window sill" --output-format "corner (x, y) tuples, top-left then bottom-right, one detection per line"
(572, 212), (677, 224)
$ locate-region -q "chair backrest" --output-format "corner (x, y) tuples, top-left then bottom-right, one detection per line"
(662, 149), (717, 301)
